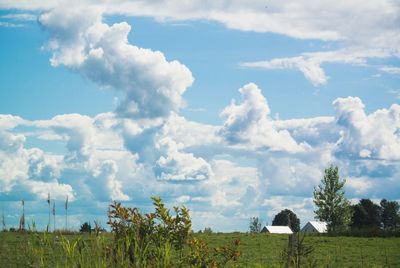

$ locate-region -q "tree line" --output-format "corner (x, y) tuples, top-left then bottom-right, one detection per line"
(250, 165), (400, 235)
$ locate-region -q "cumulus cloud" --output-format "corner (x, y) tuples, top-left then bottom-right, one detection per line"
(0, 129), (74, 201)
(3, 0), (398, 86)
(0, 114), (25, 130)
(220, 83), (309, 152)
(38, 7), (193, 119)
(334, 97), (400, 160)
(262, 196), (315, 225)
(90, 160), (129, 201)
(2, 91), (400, 229)
(155, 137), (212, 181)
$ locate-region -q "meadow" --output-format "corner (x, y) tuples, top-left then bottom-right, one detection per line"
(1, 231), (399, 267)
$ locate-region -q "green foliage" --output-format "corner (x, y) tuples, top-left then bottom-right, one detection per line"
(107, 196), (240, 267)
(272, 209), (300, 232)
(351, 199), (382, 228)
(249, 217), (262, 233)
(313, 165), (352, 232)
(380, 199), (400, 229)
(1, 232), (400, 267)
(281, 233), (315, 267)
(107, 197), (190, 266)
(185, 237), (240, 267)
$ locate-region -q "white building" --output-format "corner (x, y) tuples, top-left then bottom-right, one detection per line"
(301, 221), (327, 234)
(261, 226), (293, 234)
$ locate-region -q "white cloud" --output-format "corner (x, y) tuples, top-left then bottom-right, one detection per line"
(262, 196), (315, 225)
(90, 160), (129, 201)
(0, 130), (74, 201)
(3, 0), (398, 86)
(242, 56), (328, 86)
(0, 13), (36, 21)
(0, 21), (25, 27)
(0, 114), (25, 130)
(1, 90), (400, 229)
(155, 137), (212, 181)
(38, 6), (194, 119)
(380, 66), (400, 75)
(241, 49), (389, 86)
(219, 83), (309, 152)
(6, 0), (398, 47)
(346, 176), (373, 195)
(333, 97), (400, 160)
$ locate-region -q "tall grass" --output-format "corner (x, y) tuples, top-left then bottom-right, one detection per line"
(4, 197), (240, 267)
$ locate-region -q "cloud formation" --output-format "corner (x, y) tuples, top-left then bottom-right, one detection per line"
(3, 0), (399, 86)
(220, 83), (308, 152)
(39, 6), (193, 119)
(1, 1), (400, 230)
(2, 82), (400, 230)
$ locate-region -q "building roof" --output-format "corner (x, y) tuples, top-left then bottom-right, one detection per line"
(302, 221), (327, 233)
(262, 226), (293, 234)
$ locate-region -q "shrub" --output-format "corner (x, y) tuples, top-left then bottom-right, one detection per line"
(107, 196), (240, 267)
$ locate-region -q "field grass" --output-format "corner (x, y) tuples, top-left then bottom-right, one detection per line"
(198, 233), (400, 267)
(1, 231), (399, 267)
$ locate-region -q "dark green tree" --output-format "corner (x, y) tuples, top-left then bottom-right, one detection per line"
(272, 209), (300, 232)
(80, 222), (92, 233)
(351, 199), (381, 228)
(249, 217), (262, 233)
(313, 165), (352, 232)
(380, 199), (400, 229)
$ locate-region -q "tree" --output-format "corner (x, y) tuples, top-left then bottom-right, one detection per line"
(272, 209), (300, 232)
(80, 222), (92, 233)
(249, 217), (262, 233)
(313, 165), (352, 232)
(351, 199), (381, 228)
(380, 199), (400, 229)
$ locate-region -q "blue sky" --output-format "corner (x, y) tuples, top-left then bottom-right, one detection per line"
(0, 1), (400, 231)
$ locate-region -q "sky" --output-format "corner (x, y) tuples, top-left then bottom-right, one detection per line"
(0, 0), (400, 232)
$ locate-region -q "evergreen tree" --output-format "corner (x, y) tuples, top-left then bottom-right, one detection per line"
(313, 165), (352, 232)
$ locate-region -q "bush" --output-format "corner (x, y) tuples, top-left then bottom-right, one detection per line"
(327, 227), (400, 237)
(107, 197), (240, 267)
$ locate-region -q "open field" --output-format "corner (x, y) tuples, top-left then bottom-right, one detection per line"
(1, 231), (399, 267)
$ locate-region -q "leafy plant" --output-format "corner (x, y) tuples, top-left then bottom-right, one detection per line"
(313, 165), (352, 232)
(107, 196), (241, 267)
(249, 217), (262, 233)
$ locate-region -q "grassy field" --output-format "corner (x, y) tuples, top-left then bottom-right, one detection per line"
(1, 231), (399, 267)
(198, 233), (400, 267)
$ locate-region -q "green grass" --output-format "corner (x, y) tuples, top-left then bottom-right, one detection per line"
(198, 233), (400, 267)
(1, 231), (399, 267)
